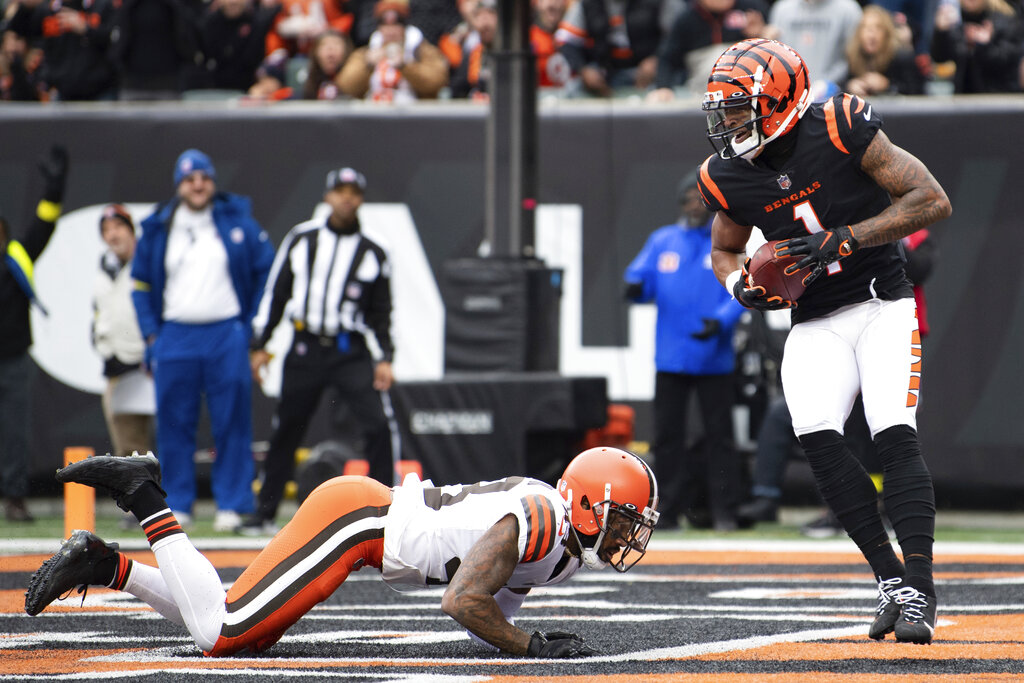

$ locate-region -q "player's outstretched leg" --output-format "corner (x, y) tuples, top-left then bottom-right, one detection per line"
(52, 451), (228, 651)
(24, 530), (127, 615)
(55, 451), (165, 511)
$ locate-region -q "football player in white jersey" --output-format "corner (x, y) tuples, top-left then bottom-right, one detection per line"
(26, 447), (659, 658)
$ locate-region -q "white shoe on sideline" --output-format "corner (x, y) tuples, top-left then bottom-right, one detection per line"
(213, 510), (242, 532)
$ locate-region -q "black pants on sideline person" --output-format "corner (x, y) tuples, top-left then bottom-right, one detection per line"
(255, 331), (395, 522)
(653, 371), (742, 530)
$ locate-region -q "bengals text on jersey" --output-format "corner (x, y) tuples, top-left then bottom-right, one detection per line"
(698, 93), (914, 324)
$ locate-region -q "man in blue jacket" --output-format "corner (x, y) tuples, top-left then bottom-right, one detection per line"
(625, 168), (745, 531)
(132, 149), (274, 530)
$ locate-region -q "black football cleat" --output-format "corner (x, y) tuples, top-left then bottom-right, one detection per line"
(25, 530), (119, 616)
(55, 452), (164, 512)
(868, 576), (905, 640)
(894, 588), (937, 644)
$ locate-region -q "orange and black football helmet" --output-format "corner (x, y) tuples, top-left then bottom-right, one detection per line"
(702, 39), (811, 160)
(557, 447), (660, 572)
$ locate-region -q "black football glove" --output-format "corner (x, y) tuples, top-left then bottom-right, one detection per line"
(527, 631), (601, 658)
(690, 317), (721, 340)
(39, 145), (69, 203)
(774, 226), (858, 286)
(732, 260), (794, 311)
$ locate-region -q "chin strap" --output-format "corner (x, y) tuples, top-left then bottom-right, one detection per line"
(581, 547), (608, 571)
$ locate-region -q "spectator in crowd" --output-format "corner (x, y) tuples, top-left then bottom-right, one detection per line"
(301, 29), (353, 99)
(246, 48), (296, 100)
(532, 0), (573, 91)
(624, 169), (745, 531)
(0, 25), (41, 100)
(844, 5), (926, 97)
(873, 0), (940, 73)
(242, 167), (398, 536)
(338, 0), (448, 102)
(265, 0), (353, 59)
(438, 0), (477, 75)
(4, 0), (118, 100)
(108, 0), (202, 100)
(930, 0), (1022, 92)
(0, 145), (67, 522)
(766, 0), (863, 100)
(131, 149), (275, 530)
(190, 0), (279, 92)
(450, 0), (498, 99)
(351, 0), (463, 47)
(555, 0), (685, 97)
(93, 204), (155, 459)
(647, 0), (769, 101)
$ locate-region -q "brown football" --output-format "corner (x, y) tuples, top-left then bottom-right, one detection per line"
(747, 240), (810, 302)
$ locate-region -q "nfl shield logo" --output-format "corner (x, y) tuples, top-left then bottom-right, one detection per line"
(777, 174), (792, 190)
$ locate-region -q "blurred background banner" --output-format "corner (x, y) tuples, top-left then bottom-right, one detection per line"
(1, 98), (1019, 498)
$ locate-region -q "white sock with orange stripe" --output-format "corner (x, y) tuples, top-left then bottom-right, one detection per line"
(147, 531), (228, 652)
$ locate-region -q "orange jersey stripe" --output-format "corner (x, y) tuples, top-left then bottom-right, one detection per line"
(841, 93), (854, 128)
(521, 495), (556, 562)
(699, 158), (729, 211)
(823, 99), (850, 155)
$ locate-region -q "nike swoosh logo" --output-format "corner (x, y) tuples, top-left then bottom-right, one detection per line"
(864, 106), (873, 121)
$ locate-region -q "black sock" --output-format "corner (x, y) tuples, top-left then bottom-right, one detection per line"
(799, 429), (905, 580)
(123, 481), (168, 522)
(876, 425), (936, 596)
(92, 552), (133, 590)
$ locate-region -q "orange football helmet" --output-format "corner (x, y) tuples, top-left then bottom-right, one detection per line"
(557, 447), (660, 572)
(702, 38), (811, 159)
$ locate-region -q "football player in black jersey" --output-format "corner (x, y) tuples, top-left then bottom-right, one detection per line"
(696, 39), (951, 644)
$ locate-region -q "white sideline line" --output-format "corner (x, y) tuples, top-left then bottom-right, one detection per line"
(648, 539), (1024, 555)
(5, 538), (1024, 556)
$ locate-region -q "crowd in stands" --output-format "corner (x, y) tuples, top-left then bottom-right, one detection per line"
(1, 0), (1022, 102)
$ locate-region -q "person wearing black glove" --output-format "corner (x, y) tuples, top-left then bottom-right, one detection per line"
(624, 167), (746, 532)
(775, 225), (858, 286)
(700, 39), (951, 644)
(690, 317), (722, 340)
(0, 144), (69, 522)
(527, 631), (601, 658)
(729, 259), (795, 311)
(38, 145), (70, 203)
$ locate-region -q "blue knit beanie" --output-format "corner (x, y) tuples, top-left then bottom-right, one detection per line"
(174, 149), (217, 186)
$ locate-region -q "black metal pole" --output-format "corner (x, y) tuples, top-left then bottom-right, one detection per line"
(485, 0), (537, 258)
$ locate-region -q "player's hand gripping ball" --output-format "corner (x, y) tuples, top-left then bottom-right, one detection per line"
(746, 240), (811, 304)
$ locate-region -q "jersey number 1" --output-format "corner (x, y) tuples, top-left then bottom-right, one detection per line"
(793, 201), (842, 277)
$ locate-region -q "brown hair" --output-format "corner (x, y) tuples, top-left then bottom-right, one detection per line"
(303, 31), (353, 100)
(845, 5), (901, 78)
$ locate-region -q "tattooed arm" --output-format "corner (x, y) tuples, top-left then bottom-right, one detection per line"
(441, 514), (532, 654)
(854, 130), (952, 248)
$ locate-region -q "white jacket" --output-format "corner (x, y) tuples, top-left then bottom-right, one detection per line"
(93, 251), (145, 368)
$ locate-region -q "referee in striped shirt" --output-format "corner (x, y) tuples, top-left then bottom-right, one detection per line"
(242, 167), (397, 535)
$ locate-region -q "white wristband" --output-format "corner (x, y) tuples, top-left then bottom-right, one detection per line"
(725, 269), (742, 298)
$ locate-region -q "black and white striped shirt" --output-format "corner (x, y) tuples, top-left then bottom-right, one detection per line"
(252, 217), (394, 362)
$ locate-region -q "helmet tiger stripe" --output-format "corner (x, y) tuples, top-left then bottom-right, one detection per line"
(702, 39), (811, 159)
